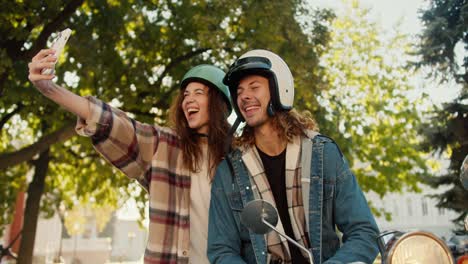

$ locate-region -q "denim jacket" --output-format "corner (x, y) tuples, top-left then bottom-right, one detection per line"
(207, 135), (379, 264)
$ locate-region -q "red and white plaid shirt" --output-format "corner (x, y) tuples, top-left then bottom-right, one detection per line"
(76, 97), (192, 264)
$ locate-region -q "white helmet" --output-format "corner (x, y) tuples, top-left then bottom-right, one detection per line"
(223, 49), (294, 119)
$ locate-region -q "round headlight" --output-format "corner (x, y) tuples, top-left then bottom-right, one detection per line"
(378, 230), (453, 264)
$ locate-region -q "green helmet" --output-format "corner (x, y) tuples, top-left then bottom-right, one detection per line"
(181, 64), (232, 114)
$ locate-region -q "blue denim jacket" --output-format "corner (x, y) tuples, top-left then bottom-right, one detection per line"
(207, 135), (380, 264)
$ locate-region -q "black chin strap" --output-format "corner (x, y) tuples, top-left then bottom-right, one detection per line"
(224, 117), (242, 155)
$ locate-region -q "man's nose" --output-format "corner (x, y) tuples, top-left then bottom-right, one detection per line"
(239, 91), (251, 101)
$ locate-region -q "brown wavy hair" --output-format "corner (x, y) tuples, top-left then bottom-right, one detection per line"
(235, 109), (319, 147)
(169, 84), (230, 179)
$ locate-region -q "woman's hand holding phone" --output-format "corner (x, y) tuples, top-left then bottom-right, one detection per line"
(28, 28), (72, 91)
(27, 28), (91, 120)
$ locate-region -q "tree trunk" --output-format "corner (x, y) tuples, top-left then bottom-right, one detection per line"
(16, 149), (50, 264)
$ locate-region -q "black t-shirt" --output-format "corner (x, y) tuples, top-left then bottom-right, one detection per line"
(257, 147), (309, 264)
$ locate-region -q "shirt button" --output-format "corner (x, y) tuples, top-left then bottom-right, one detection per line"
(183, 250), (188, 256)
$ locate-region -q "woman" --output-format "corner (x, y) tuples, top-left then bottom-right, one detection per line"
(28, 48), (232, 264)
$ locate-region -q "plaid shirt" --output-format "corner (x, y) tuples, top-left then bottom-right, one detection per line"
(76, 97), (191, 264)
(240, 135), (309, 263)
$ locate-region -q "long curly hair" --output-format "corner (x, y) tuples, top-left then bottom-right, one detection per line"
(235, 109), (318, 147)
(169, 84), (230, 179)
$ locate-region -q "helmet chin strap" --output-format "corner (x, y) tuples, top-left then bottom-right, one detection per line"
(223, 117), (242, 155)
(267, 101), (275, 116)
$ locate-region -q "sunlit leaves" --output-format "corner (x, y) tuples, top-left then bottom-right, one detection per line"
(64, 207), (86, 236)
(318, 1), (432, 202)
(0, 0), (333, 233)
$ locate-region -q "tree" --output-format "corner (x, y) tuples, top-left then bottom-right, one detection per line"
(0, 0), (333, 262)
(315, 0), (433, 219)
(417, 0), (468, 227)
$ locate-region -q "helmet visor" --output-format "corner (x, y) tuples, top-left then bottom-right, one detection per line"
(223, 56), (272, 85)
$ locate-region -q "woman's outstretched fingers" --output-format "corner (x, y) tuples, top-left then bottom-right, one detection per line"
(43, 55), (58, 63)
(32, 49), (55, 62)
(28, 72), (55, 82)
(28, 50), (57, 82)
(28, 61), (55, 81)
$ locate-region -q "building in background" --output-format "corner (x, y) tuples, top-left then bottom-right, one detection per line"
(1, 179), (458, 263)
(1, 210), (146, 263)
(367, 184), (458, 240)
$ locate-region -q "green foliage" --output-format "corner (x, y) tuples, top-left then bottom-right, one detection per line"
(0, 0), (333, 238)
(417, 0), (468, 227)
(0, 115), (32, 229)
(316, 0), (432, 217)
(418, 0), (467, 83)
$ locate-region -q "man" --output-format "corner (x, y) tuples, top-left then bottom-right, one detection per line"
(207, 49), (379, 263)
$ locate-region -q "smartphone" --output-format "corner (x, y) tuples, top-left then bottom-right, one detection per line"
(41, 28), (72, 75)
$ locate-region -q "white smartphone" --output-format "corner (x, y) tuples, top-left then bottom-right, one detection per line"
(41, 28), (72, 75)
